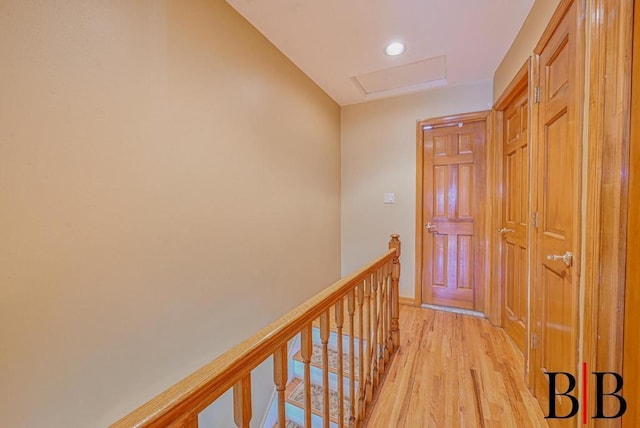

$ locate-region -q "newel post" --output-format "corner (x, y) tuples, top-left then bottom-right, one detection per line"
(389, 234), (401, 349)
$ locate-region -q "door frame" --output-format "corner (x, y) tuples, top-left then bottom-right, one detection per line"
(622, 1), (640, 424)
(490, 59), (532, 370)
(490, 58), (532, 331)
(414, 110), (492, 311)
(582, 0), (634, 423)
(528, 0), (586, 395)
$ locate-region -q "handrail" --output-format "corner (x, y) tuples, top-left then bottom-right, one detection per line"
(112, 234), (401, 428)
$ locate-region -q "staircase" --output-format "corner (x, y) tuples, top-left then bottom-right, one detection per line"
(112, 235), (401, 428)
(264, 327), (364, 428)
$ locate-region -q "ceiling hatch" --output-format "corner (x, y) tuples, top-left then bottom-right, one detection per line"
(352, 55), (448, 100)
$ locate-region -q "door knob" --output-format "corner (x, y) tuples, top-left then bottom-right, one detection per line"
(498, 227), (515, 234)
(425, 222), (437, 232)
(546, 252), (573, 267)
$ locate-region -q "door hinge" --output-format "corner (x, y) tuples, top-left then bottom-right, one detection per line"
(534, 86), (540, 104)
(532, 212), (539, 228)
(532, 333), (537, 350)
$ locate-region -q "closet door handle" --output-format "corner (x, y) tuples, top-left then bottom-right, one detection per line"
(497, 227), (515, 234)
(546, 252), (573, 267)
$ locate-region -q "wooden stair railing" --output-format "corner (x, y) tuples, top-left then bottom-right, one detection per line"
(111, 235), (401, 428)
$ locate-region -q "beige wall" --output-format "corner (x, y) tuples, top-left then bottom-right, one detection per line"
(0, 1), (341, 426)
(493, 0), (562, 100)
(341, 82), (493, 300)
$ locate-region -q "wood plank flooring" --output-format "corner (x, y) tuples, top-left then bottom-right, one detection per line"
(366, 305), (548, 427)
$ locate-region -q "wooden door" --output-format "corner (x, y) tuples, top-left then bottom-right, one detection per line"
(531, 0), (581, 418)
(422, 120), (486, 311)
(501, 88), (529, 354)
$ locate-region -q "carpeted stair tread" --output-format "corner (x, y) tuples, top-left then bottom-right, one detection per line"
(285, 378), (351, 424)
(273, 421), (303, 428)
(293, 345), (360, 379)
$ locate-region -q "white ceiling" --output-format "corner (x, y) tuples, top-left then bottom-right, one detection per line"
(226, 0), (534, 106)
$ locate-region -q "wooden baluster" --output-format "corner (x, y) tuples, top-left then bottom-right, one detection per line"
(377, 266), (386, 377)
(365, 273), (373, 405)
(273, 344), (288, 427)
(387, 262), (394, 356)
(233, 374), (252, 428)
(389, 234), (401, 350)
(371, 269), (379, 391)
(356, 281), (366, 421)
(363, 276), (372, 410)
(301, 325), (313, 428)
(320, 311), (330, 428)
(383, 263), (391, 364)
(335, 298), (345, 427)
(347, 289), (356, 426)
(378, 267), (384, 367)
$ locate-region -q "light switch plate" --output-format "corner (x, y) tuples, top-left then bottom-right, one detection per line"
(384, 193), (395, 204)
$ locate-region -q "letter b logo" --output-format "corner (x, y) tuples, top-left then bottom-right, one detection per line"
(544, 371), (627, 419)
(545, 372), (579, 419)
(593, 372), (627, 419)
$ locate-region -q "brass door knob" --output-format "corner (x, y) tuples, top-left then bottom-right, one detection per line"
(546, 252), (573, 267)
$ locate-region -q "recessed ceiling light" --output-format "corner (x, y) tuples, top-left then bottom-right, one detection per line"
(385, 42), (405, 56)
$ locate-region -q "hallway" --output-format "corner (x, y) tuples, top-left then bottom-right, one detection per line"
(367, 305), (547, 427)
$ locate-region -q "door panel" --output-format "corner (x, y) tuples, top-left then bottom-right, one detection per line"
(501, 85), (529, 354)
(532, 1), (580, 418)
(422, 121), (486, 311)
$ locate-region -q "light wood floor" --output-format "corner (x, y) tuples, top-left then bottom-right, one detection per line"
(366, 305), (548, 427)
